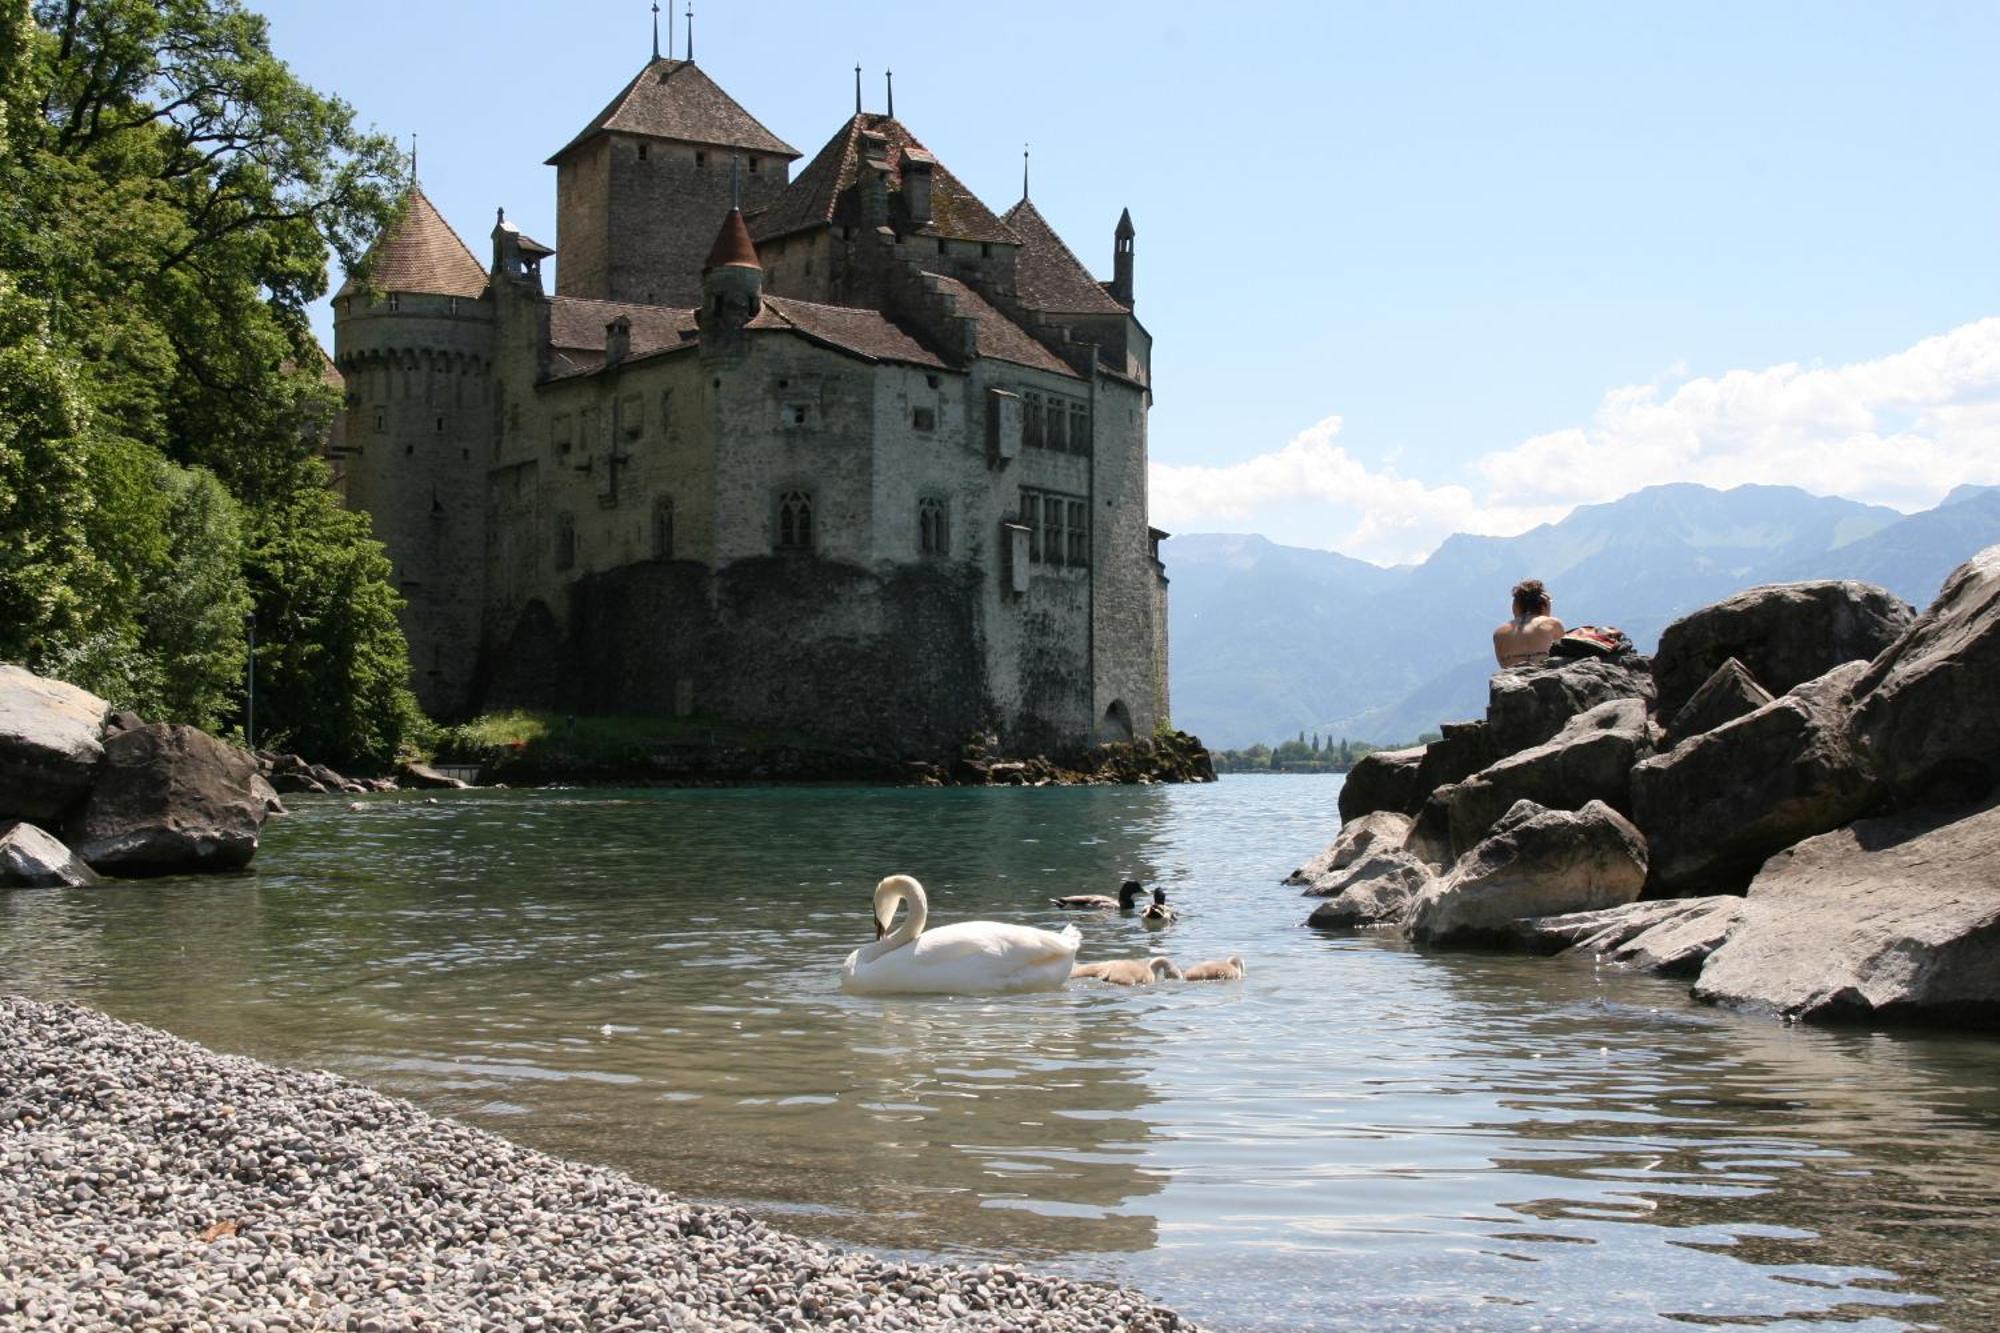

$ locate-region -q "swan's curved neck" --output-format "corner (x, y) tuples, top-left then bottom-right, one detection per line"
(863, 880), (927, 961)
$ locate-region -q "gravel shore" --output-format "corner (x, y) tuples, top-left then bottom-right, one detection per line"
(0, 996), (1194, 1331)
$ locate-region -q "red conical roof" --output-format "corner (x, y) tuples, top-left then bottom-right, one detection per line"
(704, 208), (761, 271)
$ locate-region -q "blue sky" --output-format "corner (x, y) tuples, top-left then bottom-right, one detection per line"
(266, 1), (2000, 564)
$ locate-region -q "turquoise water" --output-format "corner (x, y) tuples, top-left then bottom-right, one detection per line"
(6, 776), (2000, 1330)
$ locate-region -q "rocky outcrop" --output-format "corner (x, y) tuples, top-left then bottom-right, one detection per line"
(1652, 580), (1913, 721)
(0, 665), (109, 823)
(1304, 848), (1435, 930)
(1336, 745), (1426, 823)
(1631, 661), (1877, 896)
(0, 820), (100, 888)
(68, 724), (266, 876)
(1406, 799), (1648, 947)
(1487, 657), (1653, 758)
(1438, 698), (1652, 859)
(1519, 896), (1744, 976)
(1414, 721), (1499, 795)
(1693, 799), (2000, 1026)
(249, 773), (287, 817)
(1664, 657), (1773, 747)
(1285, 810), (1412, 887)
(1850, 544), (2000, 809)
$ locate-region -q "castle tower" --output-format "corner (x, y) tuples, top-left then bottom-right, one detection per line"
(548, 58), (800, 307)
(698, 206), (763, 334)
(332, 187), (495, 717)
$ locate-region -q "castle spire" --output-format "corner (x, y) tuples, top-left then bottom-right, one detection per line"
(1022, 144), (1029, 201)
(651, 2), (660, 60)
(409, 131), (418, 186)
(685, 2), (693, 62)
(854, 63), (862, 116)
(885, 68), (894, 119)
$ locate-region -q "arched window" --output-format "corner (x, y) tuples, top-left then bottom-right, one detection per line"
(777, 490), (813, 551)
(918, 496), (948, 557)
(652, 494), (676, 560)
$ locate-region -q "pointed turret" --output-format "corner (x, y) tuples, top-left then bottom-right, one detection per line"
(1001, 196), (1127, 316)
(337, 187), (488, 301)
(700, 208), (762, 331)
(1111, 208), (1135, 307)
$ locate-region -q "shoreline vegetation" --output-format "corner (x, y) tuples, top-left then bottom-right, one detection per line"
(1209, 732), (1441, 776)
(0, 996), (1194, 1331)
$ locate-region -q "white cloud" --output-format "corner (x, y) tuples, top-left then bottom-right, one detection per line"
(1151, 316), (2000, 565)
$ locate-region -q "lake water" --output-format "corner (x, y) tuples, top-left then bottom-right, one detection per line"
(5, 776), (2000, 1330)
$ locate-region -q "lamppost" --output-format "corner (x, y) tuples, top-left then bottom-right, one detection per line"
(244, 611), (257, 752)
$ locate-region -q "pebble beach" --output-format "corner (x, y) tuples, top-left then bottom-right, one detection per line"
(0, 997), (1194, 1331)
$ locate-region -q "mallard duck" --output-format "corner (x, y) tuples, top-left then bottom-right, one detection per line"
(1184, 955), (1245, 981)
(1140, 887), (1178, 927)
(841, 875), (1081, 995)
(1071, 957), (1182, 985)
(1050, 879), (1144, 912)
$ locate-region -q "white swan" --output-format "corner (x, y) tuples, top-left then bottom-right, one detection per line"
(840, 874), (1081, 996)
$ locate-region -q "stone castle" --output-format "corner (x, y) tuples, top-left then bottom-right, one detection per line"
(331, 51), (1167, 759)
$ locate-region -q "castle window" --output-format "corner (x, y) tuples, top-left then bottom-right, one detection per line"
(637, 142), (649, 160)
(776, 490), (813, 551)
(1021, 491), (1040, 562)
(1022, 392), (1044, 448)
(1046, 401), (1068, 451)
(374, 408), (385, 433)
(1019, 486), (1085, 569)
(434, 415), (445, 434)
(912, 405), (936, 432)
(652, 494), (676, 560)
(448, 298), (459, 315)
(695, 150), (707, 167)
(555, 513), (576, 570)
(981, 243), (992, 258)
(387, 295), (400, 312)
(658, 389), (673, 434)
(1070, 402), (1090, 453)
(749, 156), (760, 173)
(918, 497), (948, 557)
(1066, 501), (1088, 565)
(935, 239), (947, 256)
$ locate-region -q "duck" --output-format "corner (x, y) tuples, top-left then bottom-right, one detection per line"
(840, 874), (1081, 996)
(1140, 887), (1178, 927)
(1183, 955), (1246, 981)
(1071, 957), (1182, 985)
(1050, 879), (1144, 912)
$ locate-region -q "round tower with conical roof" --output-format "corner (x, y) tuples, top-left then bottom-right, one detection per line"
(332, 186), (497, 718)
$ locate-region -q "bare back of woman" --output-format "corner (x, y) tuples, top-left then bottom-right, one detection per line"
(1493, 579), (1564, 667)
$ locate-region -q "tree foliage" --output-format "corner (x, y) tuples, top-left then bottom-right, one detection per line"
(0, 0), (420, 764)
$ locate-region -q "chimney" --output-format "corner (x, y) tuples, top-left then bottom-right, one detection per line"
(901, 148), (935, 226)
(605, 315), (631, 366)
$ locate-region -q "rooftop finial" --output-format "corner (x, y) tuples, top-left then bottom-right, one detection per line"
(409, 131), (418, 186)
(730, 153), (741, 210)
(685, 2), (693, 62)
(854, 63), (862, 116)
(651, 2), (660, 60)
(1022, 143), (1029, 201)
(885, 68), (894, 119)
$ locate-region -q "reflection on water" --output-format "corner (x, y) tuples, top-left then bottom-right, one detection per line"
(5, 778), (2000, 1330)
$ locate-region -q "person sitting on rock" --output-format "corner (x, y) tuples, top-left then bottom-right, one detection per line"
(1493, 579), (1565, 668)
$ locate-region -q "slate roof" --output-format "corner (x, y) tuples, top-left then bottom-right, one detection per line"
(753, 297), (949, 370)
(548, 58), (798, 164)
(923, 275), (1078, 378)
(337, 188), (488, 300)
(547, 297), (699, 360)
(1001, 197), (1128, 316)
(750, 114), (1019, 247)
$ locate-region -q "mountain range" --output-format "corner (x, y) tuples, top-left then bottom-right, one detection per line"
(1163, 482), (2000, 749)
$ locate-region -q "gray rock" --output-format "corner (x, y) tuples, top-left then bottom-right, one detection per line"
(1525, 896), (1745, 976)
(1413, 720), (1499, 795)
(267, 770), (327, 795)
(1664, 657), (1773, 747)
(1336, 745), (1426, 823)
(1631, 661), (1877, 897)
(1304, 848), (1434, 930)
(397, 761), (471, 792)
(1406, 799), (1649, 947)
(1285, 810), (1412, 886)
(1514, 898), (1706, 955)
(68, 724), (266, 876)
(1652, 579), (1914, 721)
(1487, 657), (1653, 758)
(249, 773), (287, 818)
(0, 819), (100, 888)
(1850, 543), (2000, 808)
(1693, 798), (2000, 1025)
(0, 664), (109, 823)
(1402, 793), (1454, 870)
(1442, 698), (1652, 858)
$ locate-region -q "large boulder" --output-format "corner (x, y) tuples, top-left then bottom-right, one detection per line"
(1850, 544), (2000, 808)
(1630, 661), (1878, 897)
(1439, 698), (1652, 859)
(1692, 799), (2000, 1026)
(1652, 580), (1914, 722)
(1336, 745), (1426, 823)
(1414, 720), (1500, 795)
(0, 665), (109, 823)
(0, 820), (100, 889)
(1303, 848), (1436, 930)
(1664, 657), (1773, 747)
(1487, 657), (1653, 758)
(1406, 799), (1649, 947)
(1284, 810), (1412, 887)
(398, 760), (472, 791)
(67, 724), (266, 876)
(1522, 896), (1745, 976)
